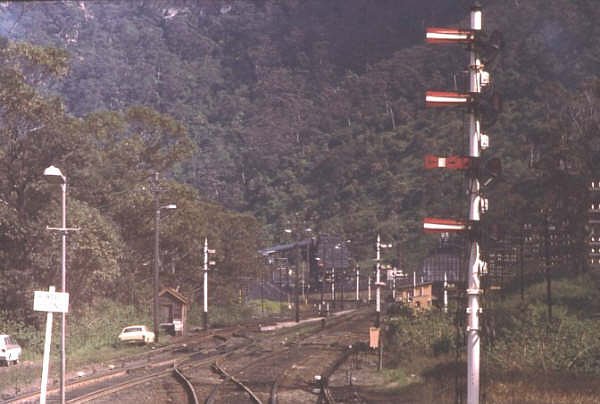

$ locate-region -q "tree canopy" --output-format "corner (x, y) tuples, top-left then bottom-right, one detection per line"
(0, 0), (598, 316)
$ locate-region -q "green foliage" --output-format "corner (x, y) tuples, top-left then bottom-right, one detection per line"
(386, 276), (600, 376)
(384, 308), (458, 363)
(487, 303), (600, 374)
(189, 299), (284, 328)
(197, 302), (255, 328)
(486, 275), (600, 374)
(0, 1), (599, 346)
(0, 33), (264, 324)
(0, 310), (43, 360)
(67, 298), (151, 357)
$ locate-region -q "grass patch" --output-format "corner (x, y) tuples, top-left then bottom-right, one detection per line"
(188, 298), (293, 328)
(0, 299), (157, 396)
(381, 367), (415, 390)
(382, 273), (600, 402)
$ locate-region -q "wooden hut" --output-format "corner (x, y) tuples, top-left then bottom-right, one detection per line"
(158, 287), (189, 336)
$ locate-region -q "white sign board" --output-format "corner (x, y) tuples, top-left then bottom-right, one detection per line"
(34, 291), (69, 313)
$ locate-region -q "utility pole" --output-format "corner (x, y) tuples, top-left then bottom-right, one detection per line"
(153, 172), (160, 343)
(44, 165), (78, 404)
(340, 267), (345, 310)
(543, 212), (553, 322)
(392, 268), (396, 301)
(355, 265), (360, 306)
(375, 235), (391, 327)
(376, 235), (381, 328)
(319, 260), (325, 315)
(520, 225), (526, 302)
(413, 271), (416, 304)
(151, 173), (176, 342)
(331, 267), (335, 308)
(295, 238), (301, 322)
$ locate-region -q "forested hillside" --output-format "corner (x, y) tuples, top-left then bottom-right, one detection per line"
(0, 0), (598, 314)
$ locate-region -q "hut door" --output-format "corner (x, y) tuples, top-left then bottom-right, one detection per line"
(160, 305), (173, 323)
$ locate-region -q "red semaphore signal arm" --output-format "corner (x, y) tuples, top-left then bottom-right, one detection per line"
(426, 27), (476, 44)
(423, 217), (468, 233)
(425, 91), (472, 107)
(424, 155), (471, 170)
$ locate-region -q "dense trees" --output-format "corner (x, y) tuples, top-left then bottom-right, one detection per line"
(0, 0), (598, 320)
(0, 37), (263, 319)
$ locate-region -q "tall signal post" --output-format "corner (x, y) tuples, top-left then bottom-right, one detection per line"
(375, 234), (391, 327)
(203, 237), (216, 329)
(466, 7), (484, 402)
(424, 4), (501, 403)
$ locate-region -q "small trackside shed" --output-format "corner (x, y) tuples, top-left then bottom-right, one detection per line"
(159, 287), (189, 336)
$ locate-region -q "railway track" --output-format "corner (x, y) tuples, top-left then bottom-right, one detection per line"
(5, 327), (249, 403)
(191, 308), (372, 404)
(6, 309), (373, 403)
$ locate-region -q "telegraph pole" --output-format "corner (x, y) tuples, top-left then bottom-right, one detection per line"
(355, 265), (360, 306)
(375, 235), (382, 327)
(153, 172), (160, 343)
(295, 239), (301, 322)
(331, 267), (335, 308)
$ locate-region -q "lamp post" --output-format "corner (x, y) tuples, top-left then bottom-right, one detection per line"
(285, 226), (311, 322)
(152, 172), (176, 343)
(43, 165), (72, 404)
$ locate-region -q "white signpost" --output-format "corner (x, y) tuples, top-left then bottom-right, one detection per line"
(34, 286), (69, 404)
(34, 289), (70, 313)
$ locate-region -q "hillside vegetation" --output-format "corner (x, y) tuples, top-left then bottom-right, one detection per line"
(383, 273), (600, 402)
(0, 0), (597, 255)
(0, 3), (598, 391)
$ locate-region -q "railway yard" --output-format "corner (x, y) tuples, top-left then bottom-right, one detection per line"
(3, 307), (400, 404)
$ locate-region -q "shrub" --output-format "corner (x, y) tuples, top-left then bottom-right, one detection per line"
(486, 302), (600, 374)
(0, 310), (44, 359)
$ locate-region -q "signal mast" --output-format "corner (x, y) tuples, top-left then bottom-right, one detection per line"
(424, 4), (501, 403)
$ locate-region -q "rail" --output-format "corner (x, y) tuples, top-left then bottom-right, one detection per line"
(206, 361), (263, 404)
(173, 366), (200, 404)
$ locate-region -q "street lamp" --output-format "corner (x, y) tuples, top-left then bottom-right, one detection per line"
(152, 172), (176, 343)
(43, 165), (68, 404)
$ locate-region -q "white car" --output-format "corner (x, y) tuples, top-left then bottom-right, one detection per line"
(0, 334), (22, 365)
(118, 325), (155, 344)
